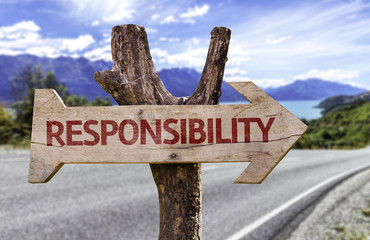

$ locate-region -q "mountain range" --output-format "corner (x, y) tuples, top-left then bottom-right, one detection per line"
(0, 54), (111, 104)
(265, 79), (366, 100)
(0, 54), (367, 104)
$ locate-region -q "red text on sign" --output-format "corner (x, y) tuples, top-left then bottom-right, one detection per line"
(46, 117), (275, 147)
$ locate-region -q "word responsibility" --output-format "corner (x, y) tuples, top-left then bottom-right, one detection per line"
(46, 117), (275, 147)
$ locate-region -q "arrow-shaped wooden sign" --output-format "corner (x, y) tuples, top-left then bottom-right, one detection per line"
(29, 81), (307, 184)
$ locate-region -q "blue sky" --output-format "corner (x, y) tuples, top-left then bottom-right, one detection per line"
(0, 0), (370, 89)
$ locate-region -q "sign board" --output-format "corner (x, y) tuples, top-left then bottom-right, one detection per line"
(29, 82), (307, 184)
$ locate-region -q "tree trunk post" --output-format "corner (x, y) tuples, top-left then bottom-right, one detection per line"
(94, 24), (231, 240)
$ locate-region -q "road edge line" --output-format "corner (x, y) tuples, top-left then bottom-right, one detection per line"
(225, 163), (370, 240)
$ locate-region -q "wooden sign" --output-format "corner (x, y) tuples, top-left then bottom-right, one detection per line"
(29, 81), (307, 184)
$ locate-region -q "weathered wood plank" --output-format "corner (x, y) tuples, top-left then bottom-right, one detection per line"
(29, 82), (307, 183)
(29, 24), (306, 240)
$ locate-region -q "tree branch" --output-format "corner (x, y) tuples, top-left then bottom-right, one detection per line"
(187, 27), (231, 105)
(94, 24), (181, 105)
(94, 24), (231, 240)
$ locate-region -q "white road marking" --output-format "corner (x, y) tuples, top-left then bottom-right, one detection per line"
(225, 163), (370, 240)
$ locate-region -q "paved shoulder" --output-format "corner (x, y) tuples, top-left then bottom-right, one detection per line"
(288, 168), (370, 240)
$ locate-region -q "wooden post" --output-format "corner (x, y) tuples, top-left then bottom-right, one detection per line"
(94, 24), (231, 240)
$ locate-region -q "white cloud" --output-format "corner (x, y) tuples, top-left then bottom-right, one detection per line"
(70, 53), (81, 58)
(102, 9), (135, 22)
(160, 15), (178, 24)
(99, 33), (111, 44)
(166, 47), (207, 67)
(266, 35), (292, 45)
(294, 69), (359, 81)
(190, 38), (200, 45)
(91, 20), (100, 26)
(151, 47), (208, 68)
(159, 37), (180, 42)
(0, 48), (23, 56)
(178, 4), (209, 24)
(183, 18), (196, 24)
(223, 73), (289, 88)
(145, 27), (158, 33)
(224, 67), (247, 77)
(26, 46), (60, 58)
(61, 35), (95, 52)
(223, 67), (288, 88)
(151, 48), (168, 59)
(180, 5), (209, 19)
(227, 43), (251, 66)
(0, 21), (40, 40)
(224, 75), (250, 82)
(151, 14), (160, 21)
(83, 45), (111, 62)
(0, 21), (96, 58)
(252, 78), (290, 88)
(62, 0), (138, 23)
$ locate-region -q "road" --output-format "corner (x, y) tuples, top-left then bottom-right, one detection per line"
(0, 148), (369, 240)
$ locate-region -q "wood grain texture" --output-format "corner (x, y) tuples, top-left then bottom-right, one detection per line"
(94, 24), (179, 105)
(30, 82), (307, 184)
(94, 24), (230, 240)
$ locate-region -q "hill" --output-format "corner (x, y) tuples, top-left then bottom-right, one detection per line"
(265, 78), (366, 100)
(296, 101), (370, 149)
(317, 91), (370, 114)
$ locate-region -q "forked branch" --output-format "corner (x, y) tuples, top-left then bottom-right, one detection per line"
(94, 24), (231, 106)
(94, 24), (231, 240)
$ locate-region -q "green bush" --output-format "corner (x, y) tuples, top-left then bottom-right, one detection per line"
(295, 101), (370, 149)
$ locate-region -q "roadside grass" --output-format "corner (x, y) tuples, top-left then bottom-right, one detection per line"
(326, 226), (368, 240)
(325, 204), (370, 240)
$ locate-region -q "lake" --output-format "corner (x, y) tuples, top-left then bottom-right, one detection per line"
(221, 100), (322, 120)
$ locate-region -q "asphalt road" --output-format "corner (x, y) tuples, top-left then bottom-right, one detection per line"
(0, 148), (369, 240)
